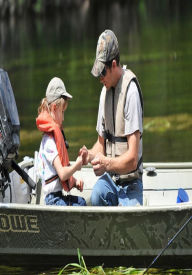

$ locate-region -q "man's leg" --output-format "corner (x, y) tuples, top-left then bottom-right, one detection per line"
(91, 173), (118, 206)
(123, 178), (143, 206)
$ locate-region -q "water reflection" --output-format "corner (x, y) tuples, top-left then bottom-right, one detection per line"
(0, 0), (192, 162)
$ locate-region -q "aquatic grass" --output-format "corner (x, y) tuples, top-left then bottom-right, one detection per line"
(58, 264), (192, 275)
(58, 248), (90, 275)
(56, 250), (192, 275)
(58, 249), (143, 275)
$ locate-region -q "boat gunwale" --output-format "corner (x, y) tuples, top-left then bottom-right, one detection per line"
(78, 162), (192, 169)
(1, 202), (192, 213)
(143, 162), (192, 169)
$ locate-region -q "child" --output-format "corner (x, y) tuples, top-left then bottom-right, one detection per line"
(36, 77), (86, 206)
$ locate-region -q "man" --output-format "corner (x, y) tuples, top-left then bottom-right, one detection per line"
(81, 29), (143, 206)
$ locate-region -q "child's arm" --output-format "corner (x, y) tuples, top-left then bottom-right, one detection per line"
(53, 155), (82, 182)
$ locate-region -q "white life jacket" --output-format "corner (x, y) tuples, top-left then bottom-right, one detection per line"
(102, 68), (143, 182)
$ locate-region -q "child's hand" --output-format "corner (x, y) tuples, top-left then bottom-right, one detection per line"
(75, 178), (84, 192)
(75, 155), (83, 171)
(68, 176), (76, 190)
(79, 145), (89, 165)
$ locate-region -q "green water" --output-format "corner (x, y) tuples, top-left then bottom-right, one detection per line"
(1, 0), (192, 163)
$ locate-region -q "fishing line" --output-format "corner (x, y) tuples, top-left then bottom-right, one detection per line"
(143, 215), (192, 274)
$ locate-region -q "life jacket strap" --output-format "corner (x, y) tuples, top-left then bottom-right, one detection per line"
(104, 131), (127, 143)
(104, 131), (142, 144)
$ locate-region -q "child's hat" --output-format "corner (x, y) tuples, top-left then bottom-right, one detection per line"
(46, 77), (72, 103)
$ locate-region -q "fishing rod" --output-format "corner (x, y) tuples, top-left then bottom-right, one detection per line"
(143, 215), (192, 274)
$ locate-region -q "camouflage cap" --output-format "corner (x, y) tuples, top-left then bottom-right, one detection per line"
(91, 30), (119, 77)
(46, 77), (72, 104)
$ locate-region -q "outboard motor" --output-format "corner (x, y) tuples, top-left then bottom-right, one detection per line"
(0, 69), (20, 167)
(0, 69), (36, 202)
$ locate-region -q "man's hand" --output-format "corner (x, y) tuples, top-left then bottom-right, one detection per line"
(91, 152), (109, 176)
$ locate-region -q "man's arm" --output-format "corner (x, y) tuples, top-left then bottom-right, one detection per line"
(88, 135), (105, 162)
(91, 130), (140, 176)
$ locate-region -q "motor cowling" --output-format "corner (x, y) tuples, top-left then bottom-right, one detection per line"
(0, 68), (20, 167)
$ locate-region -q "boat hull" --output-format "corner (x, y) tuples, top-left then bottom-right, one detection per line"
(0, 203), (192, 268)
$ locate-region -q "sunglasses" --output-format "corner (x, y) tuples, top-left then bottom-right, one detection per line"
(99, 66), (107, 78)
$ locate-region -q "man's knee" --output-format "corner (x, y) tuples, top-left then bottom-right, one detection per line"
(90, 176), (118, 206)
(91, 182), (103, 206)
